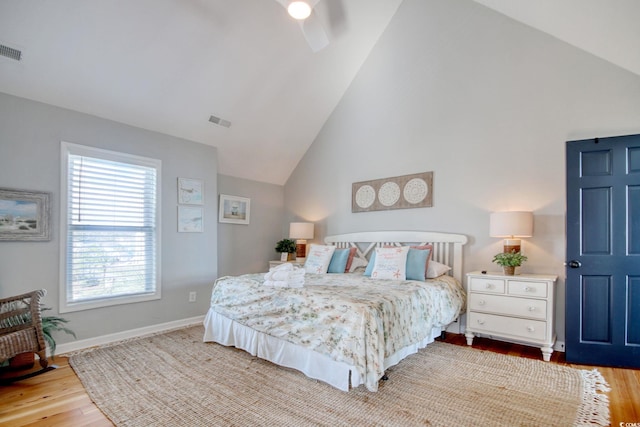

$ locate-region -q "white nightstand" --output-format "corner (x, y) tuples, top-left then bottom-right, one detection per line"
(464, 271), (558, 361)
(268, 260), (305, 270)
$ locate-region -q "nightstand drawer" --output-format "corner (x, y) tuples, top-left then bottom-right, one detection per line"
(468, 294), (547, 320)
(508, 280), (548, 298)
(469, 277), (505, 294)
(468, 312), (548, 341)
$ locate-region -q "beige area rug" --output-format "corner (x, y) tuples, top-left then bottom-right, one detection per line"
(69, 326), (610, 427)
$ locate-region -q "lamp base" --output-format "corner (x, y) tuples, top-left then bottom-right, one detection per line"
(503, 239), (521, 253)
(295, 240), (307, 259)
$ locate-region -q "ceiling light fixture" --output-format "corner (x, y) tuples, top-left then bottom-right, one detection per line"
(287, 1), (312, 20)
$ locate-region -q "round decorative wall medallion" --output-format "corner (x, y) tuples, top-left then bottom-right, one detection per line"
(403, 178), (428, 204)
(378, 182), (401, 206)
(355, 185), (376, 208)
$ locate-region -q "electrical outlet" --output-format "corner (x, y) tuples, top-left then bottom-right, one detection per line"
(188, 291), (196, 303)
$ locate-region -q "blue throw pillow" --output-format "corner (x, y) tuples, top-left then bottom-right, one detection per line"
(328, 248), (350, 273)
(405, 248), (431, 281)
(363, 250), (377, 276)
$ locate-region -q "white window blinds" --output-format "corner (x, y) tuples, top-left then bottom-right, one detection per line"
(61, 143), (161, 311)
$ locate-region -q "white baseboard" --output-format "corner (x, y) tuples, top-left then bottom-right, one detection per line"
(55, 315), (205, 356)
(554, 340), (565, 352)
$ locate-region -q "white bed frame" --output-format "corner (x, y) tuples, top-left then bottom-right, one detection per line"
(324, 230), (467, 282)
(205, 230), (468, 392)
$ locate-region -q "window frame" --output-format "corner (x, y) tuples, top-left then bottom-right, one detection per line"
(59, 142), (162, 313)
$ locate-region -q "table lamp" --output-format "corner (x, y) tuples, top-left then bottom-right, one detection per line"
(489, 211), (533, 253)
(289, 222), (314, 260)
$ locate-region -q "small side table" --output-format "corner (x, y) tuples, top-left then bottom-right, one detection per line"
(465, 271), (557, 361)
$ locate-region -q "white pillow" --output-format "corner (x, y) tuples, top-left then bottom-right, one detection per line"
(426, 260), (451, 278)
(304, 244), (336, 274)
(371, 246), (410, 280)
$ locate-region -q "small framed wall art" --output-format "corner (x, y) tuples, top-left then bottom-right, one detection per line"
(0, 188), (51, 241)
(178, 206), (204, 232)
(178, 178), (203, 205)
(352, 171), (433, 213)
(218, 194), (250, 225)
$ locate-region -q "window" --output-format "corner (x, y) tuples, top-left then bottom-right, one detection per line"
(60, 142), (161, 312)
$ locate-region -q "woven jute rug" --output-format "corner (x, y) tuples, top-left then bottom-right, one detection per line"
(69, 325), (610, 427)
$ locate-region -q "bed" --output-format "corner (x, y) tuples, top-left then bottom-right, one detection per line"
(204, 231), (467, 392)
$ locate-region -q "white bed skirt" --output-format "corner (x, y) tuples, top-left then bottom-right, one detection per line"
(203, 308), (443, 392)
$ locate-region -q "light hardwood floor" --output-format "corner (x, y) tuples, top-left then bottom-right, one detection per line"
(1, 335), (638, 426)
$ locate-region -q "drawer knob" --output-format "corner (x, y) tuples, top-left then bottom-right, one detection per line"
(478, 300), (486, 306)
(485, 283), (493, 289)
(527, 326), (535, 333)
(528, 306), (536, 312)
(477, 319), (485, 325)
(524, 286), (533, 292)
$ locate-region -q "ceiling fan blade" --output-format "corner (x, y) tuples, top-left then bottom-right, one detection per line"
(324, 0), (347, 36)
(300, 10), (329, 52)
(272, 0), (331, 52)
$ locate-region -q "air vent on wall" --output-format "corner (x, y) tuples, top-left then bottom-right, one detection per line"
(0, 44), (22, 61)
(209, 115), (231, 128)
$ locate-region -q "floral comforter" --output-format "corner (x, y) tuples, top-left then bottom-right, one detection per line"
(209, 272), (465, 391)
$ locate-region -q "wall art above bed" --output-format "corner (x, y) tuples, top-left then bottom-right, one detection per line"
(352, 171), (433, 213)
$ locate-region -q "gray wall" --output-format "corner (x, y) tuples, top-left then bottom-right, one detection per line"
(0, 92), (218, 345)
(217, 174), (285, 276)
(284, 0), (640, 342)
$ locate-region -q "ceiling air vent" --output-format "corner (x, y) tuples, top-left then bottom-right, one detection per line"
(209, 115), (231, 128)
(0, 44), (22, 61)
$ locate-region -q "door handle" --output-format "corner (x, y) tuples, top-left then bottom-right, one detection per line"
(567, 260), (581, 268)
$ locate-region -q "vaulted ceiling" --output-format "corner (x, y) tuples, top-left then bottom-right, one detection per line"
(1, 1), (638, 185)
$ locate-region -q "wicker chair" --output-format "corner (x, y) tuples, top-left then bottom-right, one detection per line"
(0, 290), (48, 369)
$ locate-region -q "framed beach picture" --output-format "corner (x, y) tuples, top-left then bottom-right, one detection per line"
(178, 206), (204, 232)
(218, 194), (250, 225)
(178, 178), (203, 205)
(0, 188), (51, 241)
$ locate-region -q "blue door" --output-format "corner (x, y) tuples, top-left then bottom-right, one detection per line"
(566, 134), (640, 367)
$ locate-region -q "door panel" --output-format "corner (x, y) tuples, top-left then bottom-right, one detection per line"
(581, 149), (612, 176)
(630, 277), (640, 345)
(580, 275), (611, 343)
(581, 187), (611, 254)
(629, 186), (640, 254)
(566, 134), (640, 367)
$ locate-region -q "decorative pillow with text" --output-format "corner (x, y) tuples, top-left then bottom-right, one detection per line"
(370, 246), (410, 280)
(304, 244), (336, 274)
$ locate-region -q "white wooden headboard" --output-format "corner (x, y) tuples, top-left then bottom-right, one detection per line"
(324, 231), (468, 282)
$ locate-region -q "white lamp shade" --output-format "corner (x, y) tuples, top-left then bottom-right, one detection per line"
(289, 222), (314, 239)
(489, 211), (533, 238)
